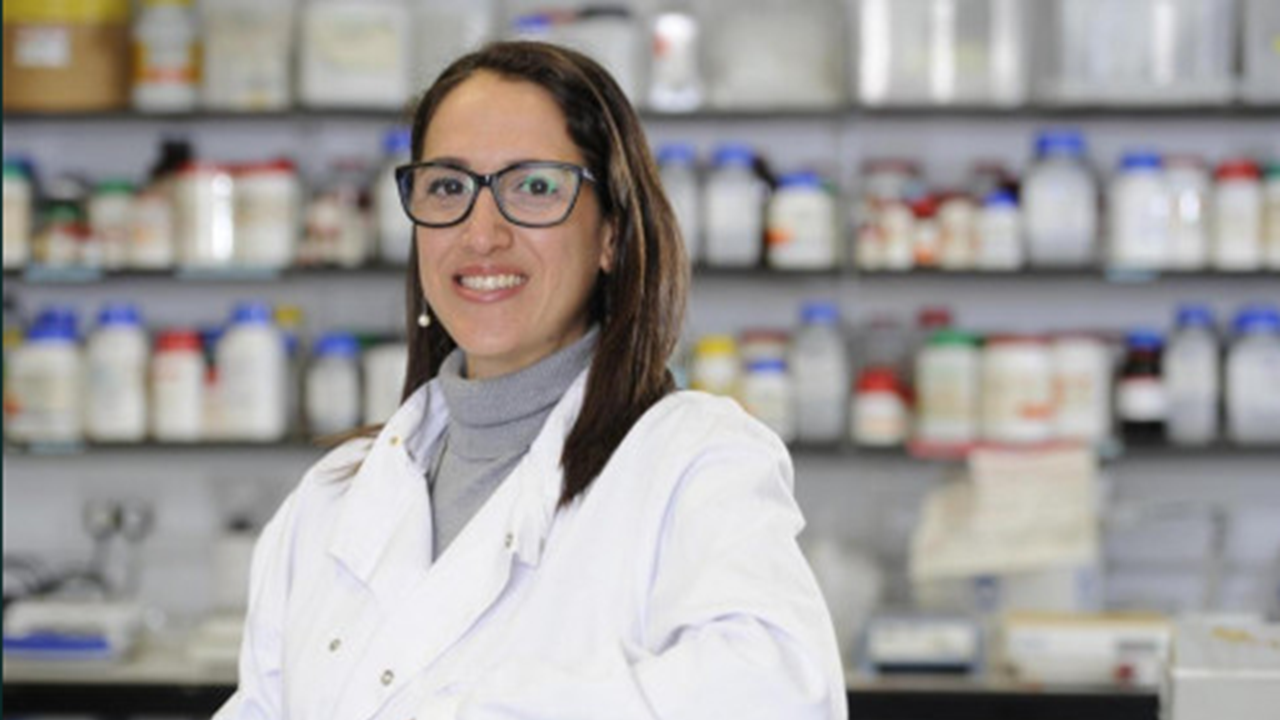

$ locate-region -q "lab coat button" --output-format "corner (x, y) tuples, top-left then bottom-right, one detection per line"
(328, 638), (341, 652)
(390, 435), (401, 447)
(504, 532), (514, 549)
(381, 669), (395, 686)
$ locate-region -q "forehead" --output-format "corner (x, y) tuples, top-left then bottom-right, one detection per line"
(423, 72), (583, 168)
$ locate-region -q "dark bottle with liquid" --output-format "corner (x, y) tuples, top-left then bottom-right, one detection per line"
(1116, 330), (1167, 445)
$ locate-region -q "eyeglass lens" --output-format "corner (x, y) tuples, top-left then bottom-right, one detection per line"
(401, 164), (584, 227)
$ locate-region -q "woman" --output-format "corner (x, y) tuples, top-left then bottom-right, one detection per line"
(216, 41), (847, 720)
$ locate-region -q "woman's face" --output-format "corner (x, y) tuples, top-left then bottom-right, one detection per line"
(417, 72), (613, 380)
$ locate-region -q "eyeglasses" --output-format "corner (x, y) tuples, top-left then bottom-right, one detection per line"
(395, 160), (597, 229)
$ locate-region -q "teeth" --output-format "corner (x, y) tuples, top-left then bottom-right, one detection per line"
(459, 274), (527, 291)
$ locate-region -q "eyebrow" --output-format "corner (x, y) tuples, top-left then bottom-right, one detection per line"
(421, 157), (577, 171)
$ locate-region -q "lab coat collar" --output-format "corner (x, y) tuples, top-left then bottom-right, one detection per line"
(327, 370), (589, 586)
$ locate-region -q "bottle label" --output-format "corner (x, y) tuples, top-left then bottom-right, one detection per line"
(1118, 377), (1168, 421)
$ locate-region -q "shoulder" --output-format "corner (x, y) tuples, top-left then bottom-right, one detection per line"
(630, 389), (790, 462)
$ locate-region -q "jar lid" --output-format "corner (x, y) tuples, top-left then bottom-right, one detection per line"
(1264, 161), (1280, 180)
(3, 160), (28, 179)
(739, 328), (789, 345)
(777, 171), (824, 190)
(33, 305), (79, 338)
(234, 158), (297, 176)
(1035, 129), (1086, 158)
(928, 329), (978, 346)
(1174, 303), (1215, 329)
(4, 0), (130, 24)
(695, 334), (737, 356)
(982, 189), (1017, 208)
(917, 306), (953, 330)
(26, 320), (77, 343)
(94, 178), (135, 195)
(1125, 329), (1164, 350)
(656, 143), (697, 166)
(383, 127), (412, 157)
(97, 302), (142, 327)
(745, 358), (786, 374)
(1215, 159), (1261, 181)
(156, 329), (201, 352)
(1234, 305), (1280, 334)
(801, 300), (840, 326)
(314, 332), (361, 358)
(230, 301), (273, 325)
(856, 366), (901, 393)
(1119, 151), (1162, 171)
(712, 143), (755, 167)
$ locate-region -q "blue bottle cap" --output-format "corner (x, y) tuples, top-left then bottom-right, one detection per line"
(230, 301), (273, 325)
(1126, 328), (1164, 350)
(1174, 303), (1215, 329)
(1035, 129), (1086, 158)
(712, 143), (755, 167)
(746, 358), (787, 373)
(1120, 151), (1162, 171)
(512, 13), (553, 34)
(1234, 305), (1280, 335)
(314, 332), (361, 359)
(34, 305), (79, 338)
(801, 300), (840, 325)
(383, 127), (412, 156)
(983, 189), (1018, 208)
(26, 320), (77, 343)
(777, 171), (824, 190)
(656, 143), (697, 166)
(97, 302), (142, 327)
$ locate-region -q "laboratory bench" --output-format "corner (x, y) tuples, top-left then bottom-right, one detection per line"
(3, 639), (1158, 719)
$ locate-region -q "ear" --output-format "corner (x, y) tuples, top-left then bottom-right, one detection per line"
(598, 221), (616, 274)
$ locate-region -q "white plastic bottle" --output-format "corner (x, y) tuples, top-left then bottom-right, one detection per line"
(1226, 306), (1280, 445)
(362, 342), (408, 425)
(740, 358), (796, 443)
(703, 143), (767, 268)
(976, 189), (1023, 270)
(150, 328), (204, 442)
(648, 4), (702, 112)
(1023, 130), (1098, 268)
(376, 127), (414, 266)
(1109, 151), (1171, 271)
(9, 315), (82, 444)
(1165, 304), (1220, 446)
(4, 160), (32, 269)
(767, 171), (838, 270)
(789, 301), (849, 444)
(1212, 160), (1264, 272)
(656, 143), (702, 265)
(217, 301), (287, 441)
(305, 332), (362, 436)
(132, 0), (200, 112)
(85, 303), (149, 443)
(1165, 156), (1210, 270)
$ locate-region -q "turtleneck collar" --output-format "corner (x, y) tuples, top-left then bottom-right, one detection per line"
(435, 326), (599, 462)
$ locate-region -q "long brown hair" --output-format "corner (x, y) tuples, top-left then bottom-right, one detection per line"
(402, 41), (688, 508)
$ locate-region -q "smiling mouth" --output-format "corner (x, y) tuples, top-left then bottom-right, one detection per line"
(456, 274), (529, 292)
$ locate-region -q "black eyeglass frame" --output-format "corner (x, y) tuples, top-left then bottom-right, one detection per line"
(394, 160), (599, 229)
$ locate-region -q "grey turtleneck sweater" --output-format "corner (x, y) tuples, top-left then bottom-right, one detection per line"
(429, 327), (598, 559)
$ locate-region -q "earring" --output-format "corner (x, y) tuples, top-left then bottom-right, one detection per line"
(417, 300), (432, 328)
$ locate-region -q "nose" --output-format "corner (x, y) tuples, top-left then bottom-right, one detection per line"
(460, 187), (514, 255)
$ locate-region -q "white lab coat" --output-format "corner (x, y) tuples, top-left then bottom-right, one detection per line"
(214, 370), (848, 720)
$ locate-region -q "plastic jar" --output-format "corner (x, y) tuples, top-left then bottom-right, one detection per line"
(1050, 333), (1112, 444)
(915, 330), (980, 446)
(1165, 156), (1210, 271)
(704, 144), (766, 268)
(648, 8), (702, 112)
(85, 303), (148, 443)
(35, 203), (88, 269)
(740, 358), (795, 443)
(936, 194), (978, 270)
(2, 0), (131, 112)
(976, 189), (1022, 270)
(301, 159), (371, 268)
(1212, 159), (1263, 272)
(1023, 130), (1098, 268)
(767, 171), (838, 270)
(200, 0), (293, 111)
(132, 0), (199, 112)
(3, 160), (31, 269)
(657, 144), (702, 265)
(305, 332), (361, 436)
(150, 328), (203, 442)
(1116, 330), (1167, 444)
(689, 334), (740, 397)
(981, 335), (1054, 444)
(174, 162), (236, 268)
(233, 159), (298, 270)
(1108, 151), (1170, 271)
(216, 302), (286, 441)
(1165, 304), (1220, 446)
(852, 367), (908, 447)
(298, 0), (410, 109)
(1264, 162), (1280, 270)
(8, 318), (82, 444)
(88, 179), (135, 270)
(375, 128), (413, 266)
(1226, 306), (1280, 445)
(789, 301), (849, 444)
(362, 341), (407, 425)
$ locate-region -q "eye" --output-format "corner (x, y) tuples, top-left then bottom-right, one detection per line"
(516, 173), (560, 196)
(427, 177), (468, 197)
